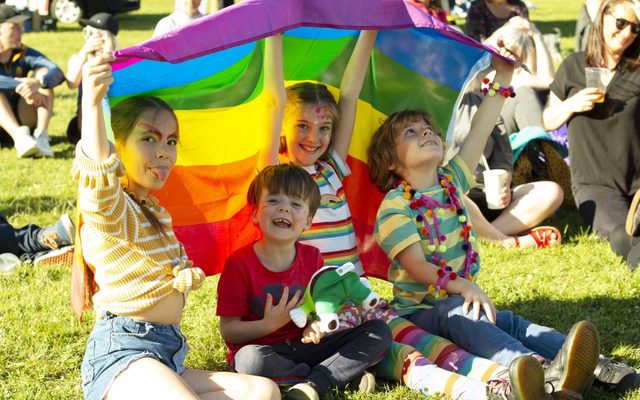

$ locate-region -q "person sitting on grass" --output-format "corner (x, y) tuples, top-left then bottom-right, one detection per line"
(0, 4), (64, 158)
(366, 55), (610, 399)
(74, 53), (279, 400)
(216, 163), (393, 400)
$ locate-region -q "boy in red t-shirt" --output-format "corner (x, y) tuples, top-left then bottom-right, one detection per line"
(216, 164), (392, 400)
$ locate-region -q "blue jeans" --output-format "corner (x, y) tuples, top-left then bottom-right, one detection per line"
(81, 313), (189, 400)
(406, 295), (566, 367)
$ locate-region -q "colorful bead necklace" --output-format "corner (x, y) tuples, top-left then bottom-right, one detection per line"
(394, 173), (478, 298)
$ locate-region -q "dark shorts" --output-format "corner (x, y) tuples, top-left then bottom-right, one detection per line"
(81, 313), (189, 400)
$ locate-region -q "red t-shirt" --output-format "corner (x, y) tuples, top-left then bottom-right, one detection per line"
(216, 241), (324, 364)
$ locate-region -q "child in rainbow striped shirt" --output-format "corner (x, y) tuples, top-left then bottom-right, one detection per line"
(366, 55), (601, 399)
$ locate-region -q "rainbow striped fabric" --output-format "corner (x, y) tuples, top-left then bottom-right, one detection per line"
(109, 0), (502, 279)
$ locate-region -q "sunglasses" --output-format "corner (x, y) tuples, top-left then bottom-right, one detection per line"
(609, 14), (640, 34)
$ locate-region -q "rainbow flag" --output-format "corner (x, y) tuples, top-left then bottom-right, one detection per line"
(110, 0), (504, 279)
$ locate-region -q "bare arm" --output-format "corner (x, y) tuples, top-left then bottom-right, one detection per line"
(458, 57), (514, 171)
(80, 54), (115, 161)
(219, 286), (302, 344)
(258, 35), (285, 170)
(396, 242), (496, 322)
(542, 88), (601, 130)
(333, 30), (378, 162)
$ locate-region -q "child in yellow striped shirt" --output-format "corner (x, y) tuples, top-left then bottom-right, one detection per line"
(75, 53), (279, 400)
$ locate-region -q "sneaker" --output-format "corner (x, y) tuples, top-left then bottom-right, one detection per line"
(283, 382), (319, 400)
(37, 214), (75, 250)
(594, 357), (640, 394)
(0, 253), (21, 272)
(626, 190), (640, 236)
(33, 246), (74, 268)
(544, 320), (600, 399)
(34, 128), (53, 157)
(346, 371), (376, 393)
(505, 356), (552, 400)
(13, 126), (39, 158)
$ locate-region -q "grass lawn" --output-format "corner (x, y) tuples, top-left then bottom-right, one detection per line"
(1, 0), (639, 399)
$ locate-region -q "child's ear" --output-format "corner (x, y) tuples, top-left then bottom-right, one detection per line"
(304, 215), (313, 230)
(251, 205), (259, 225)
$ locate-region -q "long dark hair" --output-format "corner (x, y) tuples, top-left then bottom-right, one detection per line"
(586, 0), (640, 71)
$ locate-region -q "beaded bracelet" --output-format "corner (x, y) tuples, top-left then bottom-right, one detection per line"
(481, 78), (516, 98)
(428, 267), (458, 299)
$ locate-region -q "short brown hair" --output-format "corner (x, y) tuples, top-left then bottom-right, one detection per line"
(367, 110), (440, 193)
(247, 164), (321, 217)
(587, 0), (640, 71)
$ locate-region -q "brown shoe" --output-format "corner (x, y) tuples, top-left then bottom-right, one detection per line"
(544, 321), (600, 400)
(508, 356), (552, 400)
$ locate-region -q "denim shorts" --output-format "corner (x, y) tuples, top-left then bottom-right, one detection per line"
(81, 312), (189, 400)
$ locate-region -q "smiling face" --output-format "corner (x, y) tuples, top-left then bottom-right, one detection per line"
(283, 103), (334, 167)
(252, 189), (312, 244)
(117, 109), (179, 198)
(390, 118), (444, 177)
(603, 2), (639, 57)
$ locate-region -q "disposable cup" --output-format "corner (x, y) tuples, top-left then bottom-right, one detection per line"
(585, 67), (612, 103)
(483, 169), (508, 210)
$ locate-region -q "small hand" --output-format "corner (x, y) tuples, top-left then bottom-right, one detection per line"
(262, 286), (303, 333)
(499, 172), (512, 207)
(460, 282), (496, 323)
(81, 36), (105, 58)
(82, 53), (115, 105)
(491, 53), (516, 77)
(567, 87), (602, 113)
(15, 77), (40, 100)
(301, 320), (326, 344)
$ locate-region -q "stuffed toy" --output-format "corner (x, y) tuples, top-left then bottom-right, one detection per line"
(289, 262), (380, 333)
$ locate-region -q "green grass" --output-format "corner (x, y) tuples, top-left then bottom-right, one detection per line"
(1, 0), (639, 399)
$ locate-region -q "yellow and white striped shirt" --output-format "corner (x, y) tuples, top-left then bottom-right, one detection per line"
(73, 143), (205, 319)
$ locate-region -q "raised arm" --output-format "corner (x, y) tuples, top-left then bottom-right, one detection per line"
(258, 34), (286, 170)
(333, 30), (378, 162)
(80, 54), (115, 161)
(458, 56), (514, 171)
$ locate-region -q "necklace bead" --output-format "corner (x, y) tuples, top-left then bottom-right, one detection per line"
(394, 173), (477, 297)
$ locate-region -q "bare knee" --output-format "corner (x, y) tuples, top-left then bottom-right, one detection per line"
(243, 376), (280, 400)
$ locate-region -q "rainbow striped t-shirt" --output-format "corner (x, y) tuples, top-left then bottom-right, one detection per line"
(299, 150), (362, 275)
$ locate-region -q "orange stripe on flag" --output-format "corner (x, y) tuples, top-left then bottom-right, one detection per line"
(153, 155), (258, 226)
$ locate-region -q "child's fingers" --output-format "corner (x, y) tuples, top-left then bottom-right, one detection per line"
(265, 293), (273, 310)
(472, 301), (481, 320)
(483, 303), (496, 324)
(462, 299), (470, 316)
(277, 286), (290, 308)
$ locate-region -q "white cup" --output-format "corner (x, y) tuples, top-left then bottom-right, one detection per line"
(483, 169), (508, 210)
